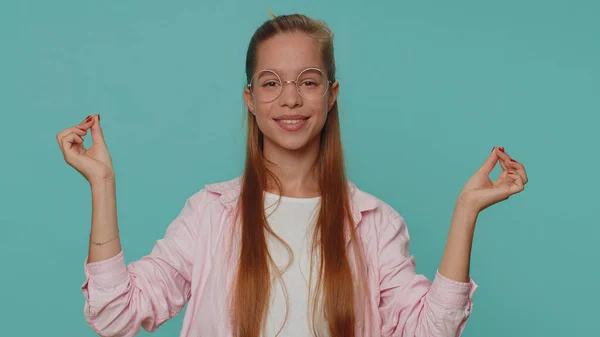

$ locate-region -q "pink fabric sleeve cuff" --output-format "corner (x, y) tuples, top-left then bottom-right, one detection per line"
(428, 269), (478, 308)
(83, 249), (129, 288)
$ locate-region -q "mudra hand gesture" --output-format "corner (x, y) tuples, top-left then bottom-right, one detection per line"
(458, 146), (529, 213)
(56, 114), (114, 185)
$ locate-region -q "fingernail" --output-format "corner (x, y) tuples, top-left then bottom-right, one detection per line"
(97, 114), (100, 121)
(499, 146), (505, 152)
(85, 115), (92, 122)
(508, 171), (515, 174)
(491, 146), (496, 153)
(510, 159), (518, 163)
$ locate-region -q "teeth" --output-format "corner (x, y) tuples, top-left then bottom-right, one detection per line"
(280, 119), (302, 124)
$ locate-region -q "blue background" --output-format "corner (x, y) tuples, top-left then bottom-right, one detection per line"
(1, 0), (598, 336)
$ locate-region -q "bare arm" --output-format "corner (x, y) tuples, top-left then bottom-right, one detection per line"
(56, 113), (121, 262)
(438, 204), (477, 282)
(439, 146), (528, 282)
(88, 175), (121, 263)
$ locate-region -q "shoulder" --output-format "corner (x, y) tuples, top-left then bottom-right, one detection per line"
(348, 181), (408, 231)
(185, 175), (242, 212)
(350, 182), (412, 256)
(349, 181), (402, 219)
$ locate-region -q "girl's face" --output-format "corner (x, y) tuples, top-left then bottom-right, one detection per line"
(244, 32), (339, 152)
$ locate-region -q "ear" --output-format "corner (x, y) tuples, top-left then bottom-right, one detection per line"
(244, 86), (255, 114)
(327, 81), (339, 111)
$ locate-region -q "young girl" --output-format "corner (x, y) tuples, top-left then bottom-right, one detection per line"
(56, 13), (528, 337)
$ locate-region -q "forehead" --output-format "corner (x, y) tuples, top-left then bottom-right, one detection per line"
(254, 32), (324, 77)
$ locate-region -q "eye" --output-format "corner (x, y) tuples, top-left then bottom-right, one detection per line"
(262, 81), (280, 87)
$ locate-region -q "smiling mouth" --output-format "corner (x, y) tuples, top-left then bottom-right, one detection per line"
(275, 118), (308, 124)
(273, 115), (310, 121)
(273, 116), (310, 131)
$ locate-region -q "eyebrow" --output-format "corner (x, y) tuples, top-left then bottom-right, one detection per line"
(261, 66), (323, 75)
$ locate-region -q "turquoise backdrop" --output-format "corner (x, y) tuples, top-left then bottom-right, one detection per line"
(1, 0), (598, 336)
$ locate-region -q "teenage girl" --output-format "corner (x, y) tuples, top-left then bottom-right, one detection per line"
(56, 13), (528, 337)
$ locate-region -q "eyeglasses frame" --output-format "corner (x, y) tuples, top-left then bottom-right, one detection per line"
(246, 67), (333, 102)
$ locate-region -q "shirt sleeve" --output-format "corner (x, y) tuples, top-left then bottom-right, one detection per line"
(80, 190), (208, 337)
(378, 210), (478, 337)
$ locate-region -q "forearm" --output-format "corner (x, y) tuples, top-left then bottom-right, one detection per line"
(88, 176), (122, 263)
(437, 203), (478, 283)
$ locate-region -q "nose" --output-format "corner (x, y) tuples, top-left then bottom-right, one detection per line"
(278, 80), (302, 108)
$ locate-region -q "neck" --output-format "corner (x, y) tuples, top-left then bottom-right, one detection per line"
(262, 137), (320, 198)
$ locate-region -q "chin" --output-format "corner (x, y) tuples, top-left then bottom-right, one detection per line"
(264, 133), (320, 152)
(275, 137), (312, 151)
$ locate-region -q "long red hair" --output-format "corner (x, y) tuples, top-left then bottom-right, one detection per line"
(230, 13), (370, 337)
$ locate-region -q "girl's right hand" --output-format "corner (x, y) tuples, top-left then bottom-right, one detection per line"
(56, 114), (115, 185)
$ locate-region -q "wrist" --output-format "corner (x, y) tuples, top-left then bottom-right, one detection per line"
(456, 193), (482, 215)
(90, 174), (116, 190)
(453, 201), (480, 228)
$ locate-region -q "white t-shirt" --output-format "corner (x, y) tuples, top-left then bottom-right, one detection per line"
(262, 191), (329, 337)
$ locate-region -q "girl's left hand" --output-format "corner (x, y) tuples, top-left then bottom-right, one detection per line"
(457, 146), (529, 213)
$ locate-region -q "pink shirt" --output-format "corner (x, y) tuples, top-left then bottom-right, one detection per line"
(81, 177), (477, 337)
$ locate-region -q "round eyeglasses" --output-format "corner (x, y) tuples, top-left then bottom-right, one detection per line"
(247, 68), (332, 103)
